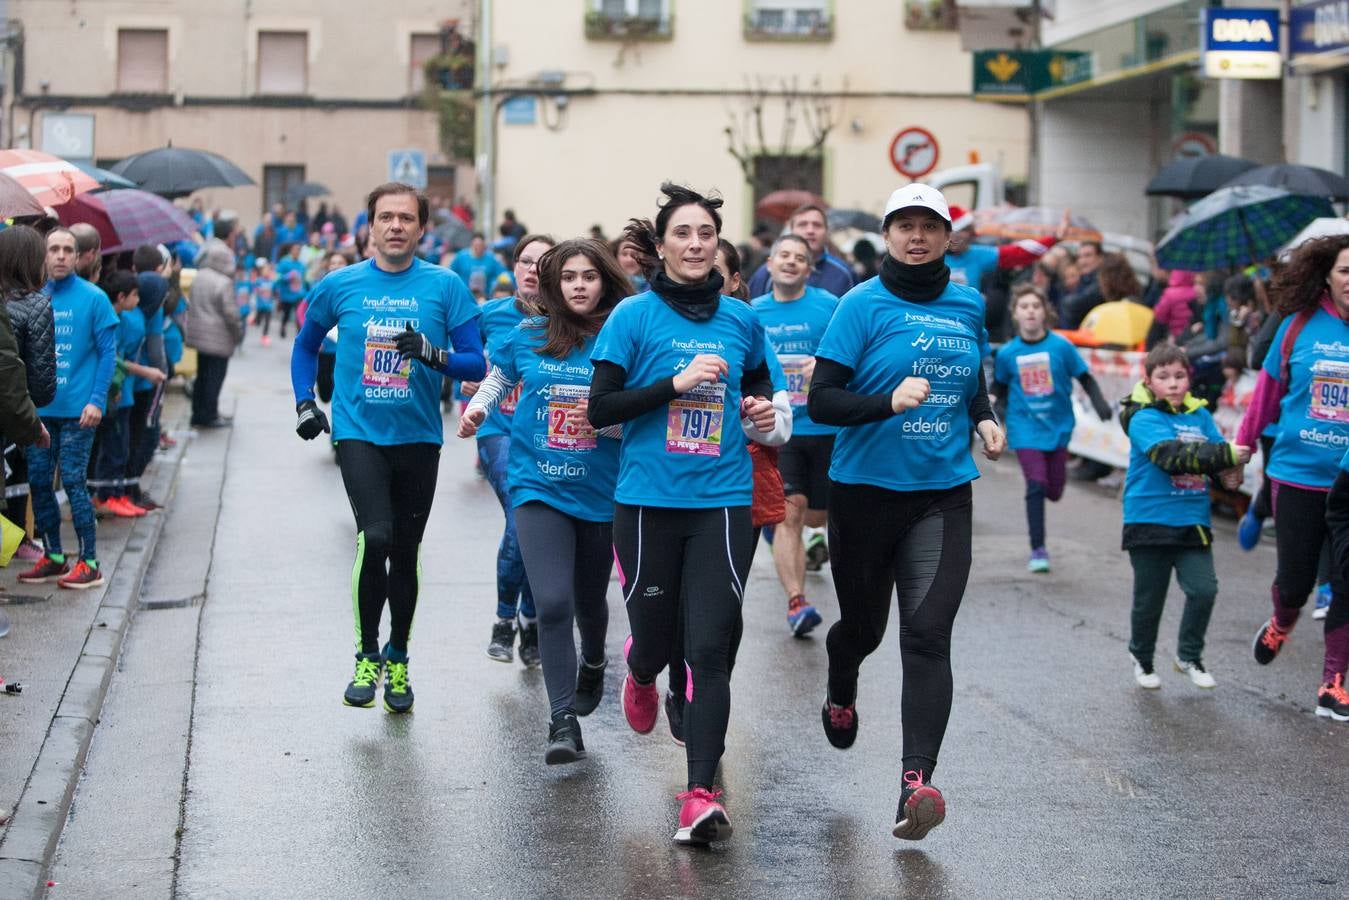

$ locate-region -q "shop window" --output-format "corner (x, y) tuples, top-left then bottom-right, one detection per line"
(117, 29), (168, 93)
(257, 31), (307, 95)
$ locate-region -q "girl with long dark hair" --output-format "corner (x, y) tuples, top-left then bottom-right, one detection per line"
(458, 238), (630, 762)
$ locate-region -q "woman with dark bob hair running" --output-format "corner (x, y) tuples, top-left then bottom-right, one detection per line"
(587, 183), (777, 846)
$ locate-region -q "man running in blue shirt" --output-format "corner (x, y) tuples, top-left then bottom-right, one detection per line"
(291, 182), (486, 714)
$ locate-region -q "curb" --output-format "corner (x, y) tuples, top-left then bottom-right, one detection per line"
(0, 432), (191, 899)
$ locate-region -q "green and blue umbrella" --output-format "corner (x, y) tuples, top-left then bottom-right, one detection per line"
(1156, 185), (1334, 271)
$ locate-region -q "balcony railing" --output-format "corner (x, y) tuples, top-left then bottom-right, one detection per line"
(743, 8), (832, 41)
(584, 11), (674, 40)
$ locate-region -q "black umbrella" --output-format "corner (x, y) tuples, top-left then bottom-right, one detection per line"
(285, 181), (331, 202)
(109, 145), (254, 198)
(827, 208), (881, 232)
(1221, 163), (1349, 202)
(1145, 153), (1258, 200)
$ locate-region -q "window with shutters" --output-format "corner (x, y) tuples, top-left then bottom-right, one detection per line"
(257, 31), (308, 95)
(409, 33), (441, 94)
(263, 165), (306, 215)
(585, 0), (672, 40)
(116, 29), (168, 93)
(744, 0), (832, 41)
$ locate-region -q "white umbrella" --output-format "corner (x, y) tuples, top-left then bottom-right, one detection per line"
(1279, 217), (1349, 257)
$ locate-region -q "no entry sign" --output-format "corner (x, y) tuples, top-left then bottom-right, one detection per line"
(890, 127), (939, 179)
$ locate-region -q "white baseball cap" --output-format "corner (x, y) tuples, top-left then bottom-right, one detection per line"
(882, 184), (951, 225)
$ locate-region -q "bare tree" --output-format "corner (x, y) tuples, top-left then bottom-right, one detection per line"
(725, 76), (841, 200)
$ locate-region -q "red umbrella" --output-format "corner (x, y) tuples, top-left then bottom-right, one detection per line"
(0, 149), (100, 207)
(56, 194), (120, 249)
(0, 171), (46, 220)
(755, 189), (826, 224)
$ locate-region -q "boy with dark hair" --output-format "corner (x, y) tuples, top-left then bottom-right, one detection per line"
(1118, 343), (1250, 689)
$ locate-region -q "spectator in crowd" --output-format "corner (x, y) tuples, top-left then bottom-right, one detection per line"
(186, 216), (242, 428)
(1060, 240), (1105, 328)
(69, 222), (102, 283)
(450, 232), (507, 299)
(499, 208), (527, 244)
(746, 204), (854, 297)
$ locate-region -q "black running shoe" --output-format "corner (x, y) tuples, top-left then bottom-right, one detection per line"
(487, 618), (515, 663)
(518, 621), (541, 668)
(805, 532), (829, 571)
(1252, 617), (1291, 666)
(574, 659), (606, 716)
(665, 690), (685, 747)
(383, 656), (414, 714)
(821, 698), (858, 749)
(892, 771), (945, 841)
(545, 711), (586, 765)
(343, 653), (382, 708)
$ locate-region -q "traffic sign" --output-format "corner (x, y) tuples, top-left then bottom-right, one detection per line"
(889, 127), (939, 179)
(388, 149), (428, 189)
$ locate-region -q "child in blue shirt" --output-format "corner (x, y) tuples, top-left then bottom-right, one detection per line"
(1118, 343), (1250, 690)
(992, 284), (1111, 573)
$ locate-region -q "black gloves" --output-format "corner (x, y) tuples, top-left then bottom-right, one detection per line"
(296, 399), (330, 440)
(396, 322), (447, 371)
(1092, 395), (1114, 422)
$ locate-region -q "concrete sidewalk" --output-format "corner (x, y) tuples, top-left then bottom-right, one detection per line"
(0, 392), (192, 896)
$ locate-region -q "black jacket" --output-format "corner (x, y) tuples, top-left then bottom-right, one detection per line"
(0, 303), (43, 446)
(5, 289), (56, 407)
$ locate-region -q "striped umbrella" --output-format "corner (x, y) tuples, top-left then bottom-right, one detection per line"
(1155, 185), (1335, 271)
(0, 149), (100, 206)
(72, 189), (197, 253)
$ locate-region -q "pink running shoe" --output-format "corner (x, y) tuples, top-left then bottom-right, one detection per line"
(674, 787), (732, 845)
(892, 770), (946, 841)
(621, 635), (659, 734)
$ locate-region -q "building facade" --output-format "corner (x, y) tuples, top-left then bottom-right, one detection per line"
(475, 0), (1029, 239)
(7, 0), (474, 222)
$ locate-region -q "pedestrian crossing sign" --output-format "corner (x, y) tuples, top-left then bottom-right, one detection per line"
(387, 149), (427, 189)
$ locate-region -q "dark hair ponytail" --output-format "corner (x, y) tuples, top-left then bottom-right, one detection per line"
(653, 182), (723, 237)
(620, 218), (661, 279)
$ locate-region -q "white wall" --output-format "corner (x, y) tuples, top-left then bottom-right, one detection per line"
(1041, 0), (1183, 46)
(1291, 73), (1347, 172)
(1037, 95), (1163, 238)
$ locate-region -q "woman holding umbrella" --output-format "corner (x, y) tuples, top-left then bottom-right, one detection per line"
(1235, 235), (1349, 721)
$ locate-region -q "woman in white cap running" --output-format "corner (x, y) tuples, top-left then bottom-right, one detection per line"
(807, 183), (1005, 840)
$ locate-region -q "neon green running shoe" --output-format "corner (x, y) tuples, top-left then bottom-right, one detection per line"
(383, 657), (414, 714)
(343, 653), (382, 708)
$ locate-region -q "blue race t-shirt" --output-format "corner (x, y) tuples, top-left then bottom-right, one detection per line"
(450, 249), (507, 298)
(164, 296), (185, 366)
(303, 258), (479, 446)
(478, 296), (534, 440)
(591, 290), (766, 508)
(946, 244), (999, 291)
(115, 308), (146, 410)
(994, 332), (1088, 451)
(814, 277), (988, 492)
(275, 258), (306, 303)
(496, 320), (619, 522)
(752, 286), (839, 436)
(42, 275), (119, 419)
(1263, 304), (1349, 489)
(1123, 404), (1224, 526)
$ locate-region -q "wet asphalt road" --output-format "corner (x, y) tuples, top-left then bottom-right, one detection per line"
(55, 345), (1349, 898)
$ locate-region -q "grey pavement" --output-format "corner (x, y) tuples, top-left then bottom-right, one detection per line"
(0, 392), (189, 899)
(26, 343), (1349, 898)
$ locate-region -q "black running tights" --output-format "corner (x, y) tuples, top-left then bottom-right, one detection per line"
(514, 502), (613, 716)
(826, 480), (973, 781)
(614, 504), (754, 791)
(336, 440), (440, 656)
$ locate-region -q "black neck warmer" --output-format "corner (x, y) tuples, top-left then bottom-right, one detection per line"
(879, 254), (950, 303)
(651, 270), (724, 322)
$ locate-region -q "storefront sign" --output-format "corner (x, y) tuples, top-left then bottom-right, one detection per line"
(1291, 0), (1349, 61)
(1202, 8), (1281, 79)
(972, 50), (1092, 100)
